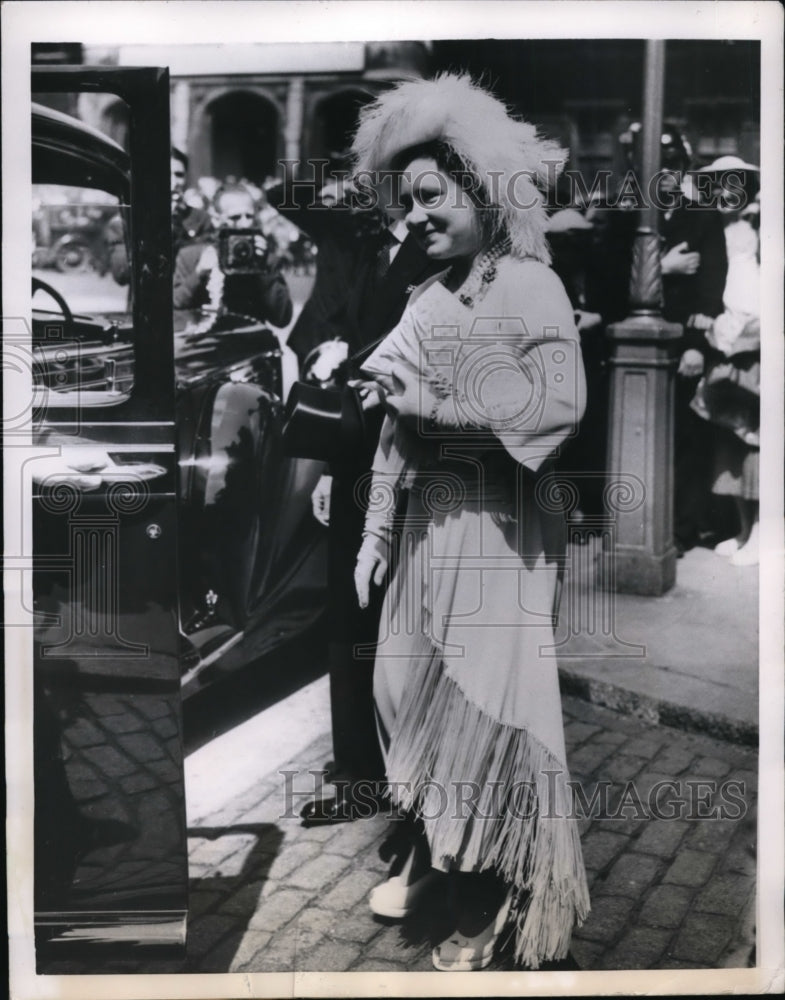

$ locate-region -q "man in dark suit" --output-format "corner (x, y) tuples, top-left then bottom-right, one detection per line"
(269, 177), (438, 823)
(169, 146), (213, 254)
(106, 146), (213, 287)
(598, 124), (728, 553)
(657, 133), (728, 553)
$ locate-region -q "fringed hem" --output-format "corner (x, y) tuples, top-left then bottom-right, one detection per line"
(385, 650), (590, 970)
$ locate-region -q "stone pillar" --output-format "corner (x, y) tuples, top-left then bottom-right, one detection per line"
(601, 315), (681, 594)
(171, 80), (191, 161)
(284, 76), (305, 168)
(600, 40), (680, 596)
(188, 92), (210, 182)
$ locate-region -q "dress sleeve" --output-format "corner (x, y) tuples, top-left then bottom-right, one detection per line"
(433, 261), (587, 473)
(363, 414), (400, 540)
(359, 271), (458, 390)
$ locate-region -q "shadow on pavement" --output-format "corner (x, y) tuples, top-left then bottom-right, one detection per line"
(185, 822), (285, 972)
(183, 619), (328, 756)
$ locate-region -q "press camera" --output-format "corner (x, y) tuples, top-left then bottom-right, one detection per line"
(217, 228), (267, 275)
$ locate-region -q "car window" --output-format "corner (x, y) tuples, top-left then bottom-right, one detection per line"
(32, 93), (137, 409)
(32, 184), (129, 314)
(32, 184), (134, 408)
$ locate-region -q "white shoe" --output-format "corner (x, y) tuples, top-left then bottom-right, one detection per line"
(369, 869), (439, 919)
(432, 891), (513, 971)
(714, 537), (741, 556)
(729, 542), (759, 566)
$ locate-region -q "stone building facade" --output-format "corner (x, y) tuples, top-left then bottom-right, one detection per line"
(74, 42), (430, 186)
(35, 40), (759, 192)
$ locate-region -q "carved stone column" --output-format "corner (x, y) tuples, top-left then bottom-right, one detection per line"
(285, 76), (305, 167)
(171, 80), (191, 160)
(600, 40), (680, 595)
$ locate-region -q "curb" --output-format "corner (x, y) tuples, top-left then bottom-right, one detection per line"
(557, 664), (758, 748)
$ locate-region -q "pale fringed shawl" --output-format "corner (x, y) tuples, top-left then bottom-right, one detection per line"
(351, 73), (568, 265)
(365, 258), (590, 968)
(385, 646), (590, 970)
(362, 258), (587, 482)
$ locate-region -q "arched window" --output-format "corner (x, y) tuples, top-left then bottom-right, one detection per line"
(206, 91), (280, 183)
(311, 88), (374, 171)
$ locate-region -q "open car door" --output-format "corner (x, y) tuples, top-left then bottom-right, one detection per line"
(30, 64), (188, 965)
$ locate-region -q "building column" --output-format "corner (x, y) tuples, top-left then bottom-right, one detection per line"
(171, 81), (191, 160)
(284, 76), (304, 169)
(600, 40), (681, 596)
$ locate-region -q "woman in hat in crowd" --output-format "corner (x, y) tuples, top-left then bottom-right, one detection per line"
(350, 74), (590, 971)
(690, 156), (761, 566)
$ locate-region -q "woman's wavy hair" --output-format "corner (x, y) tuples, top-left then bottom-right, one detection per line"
(351, 73), (568, 264)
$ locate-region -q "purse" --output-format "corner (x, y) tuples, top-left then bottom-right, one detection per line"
(281, 380), (366, 462)
(281, 333), (392, 462)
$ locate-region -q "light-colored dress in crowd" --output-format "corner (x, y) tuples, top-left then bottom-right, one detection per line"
(691, 216), (760, 498)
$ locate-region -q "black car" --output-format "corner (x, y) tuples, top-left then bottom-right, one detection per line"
(30, 65), (325, 965)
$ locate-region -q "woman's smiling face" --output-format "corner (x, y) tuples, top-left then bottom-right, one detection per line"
(400, 156), (483, 262)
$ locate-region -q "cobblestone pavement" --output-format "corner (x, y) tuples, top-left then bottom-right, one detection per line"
(44, 694), (757, 976)
(34, 673), (188, 938)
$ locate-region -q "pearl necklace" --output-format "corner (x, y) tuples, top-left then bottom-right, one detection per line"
(449, 236), (512, 308)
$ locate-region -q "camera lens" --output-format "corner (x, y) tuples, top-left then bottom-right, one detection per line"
(232, 239), (253, 263)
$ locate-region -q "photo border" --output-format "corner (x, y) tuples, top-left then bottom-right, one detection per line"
(4, 2), (784, 997)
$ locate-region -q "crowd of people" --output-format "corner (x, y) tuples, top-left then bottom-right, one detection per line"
(98, 74), (760, 971)
(545, 133), (760, 566)
(172, 163), (317, 277)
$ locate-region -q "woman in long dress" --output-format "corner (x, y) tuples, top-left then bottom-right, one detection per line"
(350, 74), (590, 971)
(690, 160), (760, 566)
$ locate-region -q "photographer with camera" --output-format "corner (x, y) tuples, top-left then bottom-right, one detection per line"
(173, 183), (293, 327)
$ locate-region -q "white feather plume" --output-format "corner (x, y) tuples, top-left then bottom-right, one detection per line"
(351, 73), (567, 263)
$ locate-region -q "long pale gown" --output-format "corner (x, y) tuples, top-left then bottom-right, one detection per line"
(360, 256), (591, 968)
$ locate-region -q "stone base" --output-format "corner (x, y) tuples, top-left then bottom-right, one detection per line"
(598, 545), (678, 596)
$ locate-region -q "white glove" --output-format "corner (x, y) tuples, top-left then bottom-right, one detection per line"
(575, 310), (603, 332)
(677, 348), (705, 378)
(354, 533), (390, 610)
(383, 364), (437, 429)
(347, 378), (384, 411)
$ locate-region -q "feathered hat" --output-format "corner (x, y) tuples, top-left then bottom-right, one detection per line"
(351, 73), (567, 263)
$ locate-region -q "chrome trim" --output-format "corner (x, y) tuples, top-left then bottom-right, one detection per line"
(180, 630), (244, 688)
(39, 422), (175, 426)
(36, 910), (187, 947)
